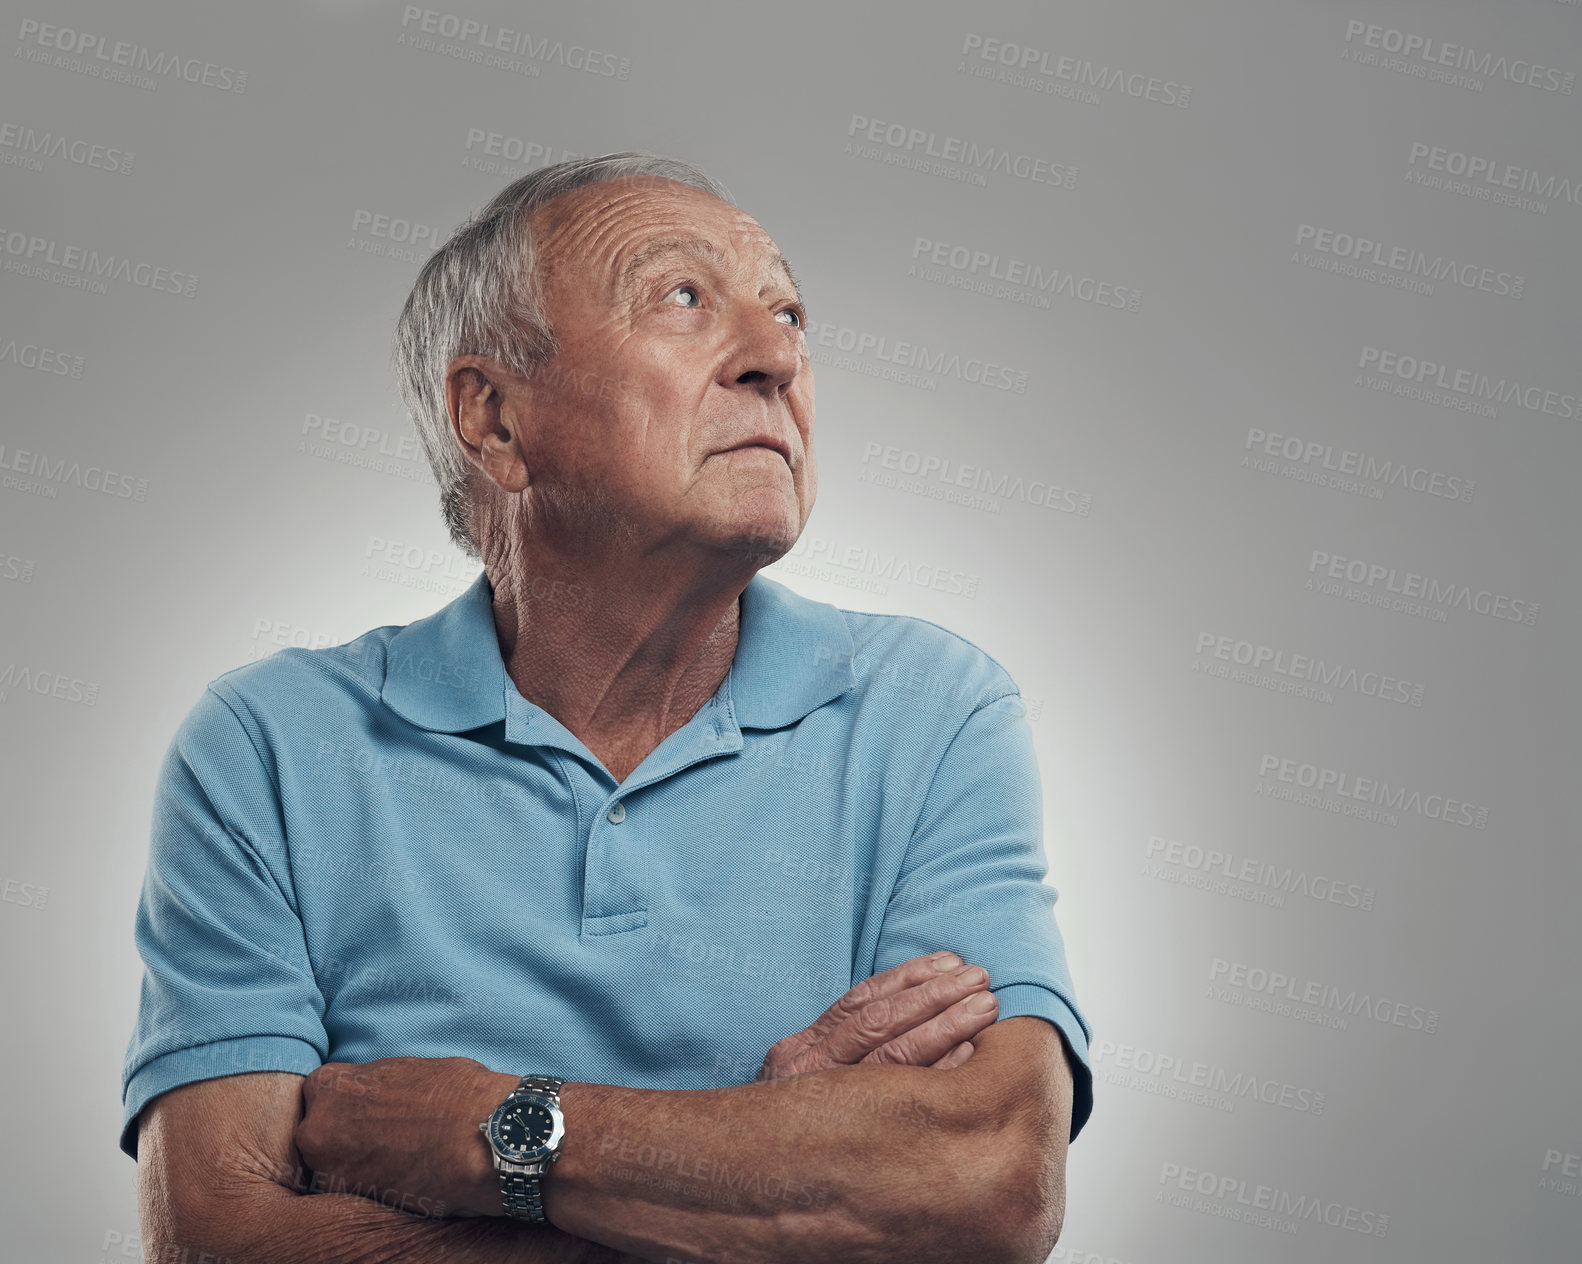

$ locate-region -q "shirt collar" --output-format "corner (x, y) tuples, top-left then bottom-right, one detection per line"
(380, 568), (857, 737)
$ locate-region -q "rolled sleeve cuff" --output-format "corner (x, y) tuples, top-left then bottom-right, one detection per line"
(989, 982), (1094, 1141)
(120, 1034), (324, 1160)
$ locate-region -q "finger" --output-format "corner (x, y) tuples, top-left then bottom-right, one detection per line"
(769, 951), (968, 1060)
(929, 1040), (975, 1069)
(301, 1061), (346, 1105)
(819, 964), (991, 1065)
(856, 989), (999, 1068)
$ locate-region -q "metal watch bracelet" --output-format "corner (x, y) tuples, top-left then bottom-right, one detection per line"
(497, 1075), (566, 1223)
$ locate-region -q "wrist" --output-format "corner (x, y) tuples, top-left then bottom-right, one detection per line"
(459, 1068), (529, 1217)
(537, 1080), (582, 1216)
(538, 1081), (630, 1238)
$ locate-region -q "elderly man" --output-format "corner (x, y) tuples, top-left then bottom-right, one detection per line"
(122, 153), (1092, 1264)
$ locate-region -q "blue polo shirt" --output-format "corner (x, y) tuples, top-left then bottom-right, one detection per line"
(120, 569), (1092, 1159)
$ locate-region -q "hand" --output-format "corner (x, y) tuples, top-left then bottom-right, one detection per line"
(756, 951), (998, 1082)
(294, 1055), (520, 1220)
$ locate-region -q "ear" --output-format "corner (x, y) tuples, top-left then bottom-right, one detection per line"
(445, 354), (529, 494)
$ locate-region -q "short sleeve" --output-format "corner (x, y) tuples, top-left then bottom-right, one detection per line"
(873, 687), (1093, 1140)
(119, 684), (328, 1160)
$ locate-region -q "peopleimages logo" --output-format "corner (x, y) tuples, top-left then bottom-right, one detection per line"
(0, 338), (84, 378)
(1243, 427), (1473, 503)
(960, 33), (1191, 107)
(1342, 20), (1575, 93)
(860, 442), (1091, 516)
(14, 19), (248, 92)
(347, 209), (442, 266)
(1542, 1148), (1582, 1197)
(804, 317), (1028, 393)
(1358, 345), (1581, 420)
(0, 443), (148, 499)
(1194, 630), (1425, 707)
(1294, 224), (1523, 298)
(784, 534), (979, 598)
(397, 7), (631, 78)
(1407, 141), (1582, 210)
(844, 114), (1077, 189)
(461, 128), (582, 176)
(1145, 835), (1376, 911)
(910, 236), (1140, 312)
(1159, 1160), (1389, 1238)
(0, 225), (197, 296)
(1308, 548), (1537, 626)
(0, 122), (132, 174)
(0, 662), (100, 706)
(303, 412), (417, 460)
(1258, 752), (1489, 829)
(1094, 1038), (1326, 1115)
(0, 553), (37, 583)
(1209, 958), (1440, 1034)
(361, 535), (482, 596)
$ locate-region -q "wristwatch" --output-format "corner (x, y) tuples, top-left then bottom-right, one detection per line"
(479, 1074), (566, 1222)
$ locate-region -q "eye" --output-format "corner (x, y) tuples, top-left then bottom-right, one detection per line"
(664, 283), (702, 309)
(776, 306), (805, 329)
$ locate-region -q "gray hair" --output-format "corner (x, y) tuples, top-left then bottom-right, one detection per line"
(393, 152), (735, 560)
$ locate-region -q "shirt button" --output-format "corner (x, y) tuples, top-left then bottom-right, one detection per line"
(607, 801), (626, 824)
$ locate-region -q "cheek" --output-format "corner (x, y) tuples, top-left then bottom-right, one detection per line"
(788, 377), (815, 442)
(617, 347), (700, 421)
(571, 325), (675, 420)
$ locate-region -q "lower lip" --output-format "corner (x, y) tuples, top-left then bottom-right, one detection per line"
(726, 445), (786, 460)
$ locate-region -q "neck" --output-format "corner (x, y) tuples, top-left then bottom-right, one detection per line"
(486, 542), (755, 778)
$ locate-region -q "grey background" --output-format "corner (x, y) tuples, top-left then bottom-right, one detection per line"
(1, 1), (1578, 1260)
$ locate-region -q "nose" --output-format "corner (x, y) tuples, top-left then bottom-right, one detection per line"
(719, 303), (803, 397)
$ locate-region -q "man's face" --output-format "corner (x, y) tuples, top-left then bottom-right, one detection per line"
(511, 176), (816, 563)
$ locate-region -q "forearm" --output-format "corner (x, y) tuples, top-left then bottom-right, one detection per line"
(542, 1061), (1002, 1264)
(143, 1157), (639, 1264)
(291, 988), (1064, 1263)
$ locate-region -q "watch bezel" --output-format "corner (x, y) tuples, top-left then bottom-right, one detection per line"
(486, 1090), (565, 1163)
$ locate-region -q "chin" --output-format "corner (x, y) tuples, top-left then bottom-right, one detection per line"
(728, 532), (792, 564)
(705, 498), (799, 562)
(717, 517), (794, 563)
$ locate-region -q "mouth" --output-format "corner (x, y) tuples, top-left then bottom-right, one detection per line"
(719, 436), (792, 465)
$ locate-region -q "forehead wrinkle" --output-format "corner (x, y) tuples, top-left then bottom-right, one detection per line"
(613, 236), (730, 302)
(531, 184), (662, 287)
(532, 183), (799, 307)
(534, 210), (626, 294)
(769, 252), (802, 303)
(613, 236), (804, 308)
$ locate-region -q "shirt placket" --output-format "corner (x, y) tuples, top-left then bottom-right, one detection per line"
(504, 678), (744, 938)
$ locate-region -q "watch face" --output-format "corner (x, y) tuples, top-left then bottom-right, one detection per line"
(490, 1093), (561, 1161)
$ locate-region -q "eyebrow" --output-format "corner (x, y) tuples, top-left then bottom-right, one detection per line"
(615, 236), (803, 306)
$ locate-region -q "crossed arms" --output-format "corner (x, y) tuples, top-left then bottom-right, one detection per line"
(136, 955), (1077, 1264)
